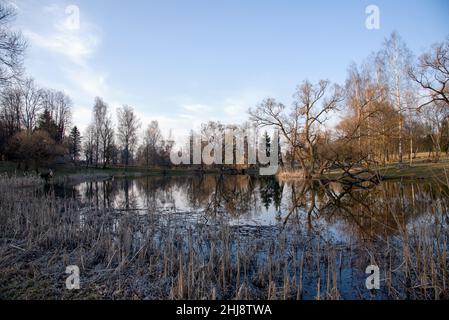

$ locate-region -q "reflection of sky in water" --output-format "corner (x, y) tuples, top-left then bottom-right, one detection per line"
(75, 177), (295, 226)
(72, 175), (445, 243)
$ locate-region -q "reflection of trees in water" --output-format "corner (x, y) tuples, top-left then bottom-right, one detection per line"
(177, 175), (282, 218)
(259, 177), (283, 211)
(134, 175), (283, 220)
(114, 179), (139, 210)
(329, 181), (441, 240)
(133, 176), (180, 211)
(189, 175), (259, 219)
(281, 179), (448, 241)
(186, 175), (216, 210)
(136, 174), (266, 219)
(215, 175), (256, 218)
(77, 179), (134, 209)
(74, 175), (447, 242)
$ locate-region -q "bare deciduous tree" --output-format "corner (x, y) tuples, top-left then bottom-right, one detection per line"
(21, 78), (43, 133)
(83, 124), (96, 166)
(117, 105), (140, 167)
(409, 38), (449, 109)
(382, 32), (413, 164)
(250, 80), (343, 178)
(0, 84), (22, 136)
(421, 103), (449, 161)
(140, 120), (162, 167)
(0, 3), (26, 86)
(41, 89), (72, 142)
(92, 97), (114, 168)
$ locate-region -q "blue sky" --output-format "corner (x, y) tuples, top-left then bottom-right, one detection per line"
(9, 0), (449, 142)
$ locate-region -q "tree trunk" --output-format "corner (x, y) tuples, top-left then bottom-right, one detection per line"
(398, 115), (403, 164)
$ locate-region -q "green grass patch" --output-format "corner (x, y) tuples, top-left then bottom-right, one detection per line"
(378, 158), (449, 181)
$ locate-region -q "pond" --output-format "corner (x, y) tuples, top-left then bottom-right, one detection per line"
(47, 175), (449, 300)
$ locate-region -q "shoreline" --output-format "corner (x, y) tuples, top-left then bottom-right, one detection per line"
(1, 159), (448, 183)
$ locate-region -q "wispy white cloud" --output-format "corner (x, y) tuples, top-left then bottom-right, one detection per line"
(62, 66), (109, 98)
(182, 104), (211, 113)
(23, 3), (100, 67)
(18, 2), (107, 134)
(24, 30), (99, 66)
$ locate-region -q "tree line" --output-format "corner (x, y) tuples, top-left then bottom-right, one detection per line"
(251, 33), (448, 177)
(82, 97), (175, 169)
(0, 3), (448, 176)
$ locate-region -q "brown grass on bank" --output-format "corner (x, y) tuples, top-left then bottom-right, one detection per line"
(277, 169), (306, 181)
